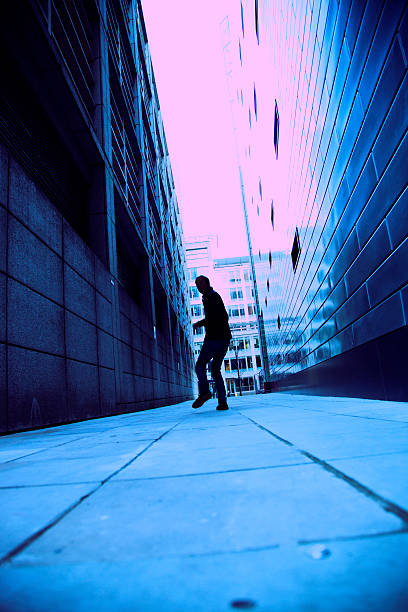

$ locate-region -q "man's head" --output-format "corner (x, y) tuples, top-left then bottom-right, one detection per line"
(195, 275), (211, 294)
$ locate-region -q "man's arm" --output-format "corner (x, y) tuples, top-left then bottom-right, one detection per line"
(193, 318), (206, 330)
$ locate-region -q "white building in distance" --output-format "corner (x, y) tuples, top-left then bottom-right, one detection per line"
(185, 236), (265, 395)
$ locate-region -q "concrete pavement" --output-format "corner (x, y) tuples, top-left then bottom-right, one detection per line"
(0, 393), (407, 611)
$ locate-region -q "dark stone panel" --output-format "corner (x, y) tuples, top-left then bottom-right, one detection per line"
(66, 359), (99, 421)
(0, 344), (6, 433)
(96, 292), (113, 334)
(95, 256), (112, 301)
(353, 292), (405, 346)
(386, 187), (408, 249)
(373, 72), (408, 178)
(343, 155), (377, 231)
(0, 143), (8, 208)
(357, 130), (408, 247)
(344, 0), (365, 56)
(329, 324), (354, 357)
(0, 273), (5, 343)
(367, 237), (408, 307)
(7, 346), (68, 431)
(346, 221), (392, 295)
(65, 311), (98, 365)
(120, 341), (133, 373)
(0, 206), (6, 273)
(119, 312), (131, 345)
(377, 325), (408, 401)
(63, 219), (95, 285)
(99, 366), (116, 416)
(8, 216), (63, 304)
(98, 329), (115, 369)
(358, 1), (406, 112)
(8, 279), (65, 356)
(120, 372), (135, 403)
(399, 5), (408, 61)
(336, 284), (370, 331)
(64, 264), (96, 324)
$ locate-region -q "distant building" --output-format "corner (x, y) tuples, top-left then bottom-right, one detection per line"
(185, 236), (269, 394)
(0, 0), (194, 432)
(222, 1), (408, 400)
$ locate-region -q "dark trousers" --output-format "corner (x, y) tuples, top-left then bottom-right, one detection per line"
(195, 338), (230, 402)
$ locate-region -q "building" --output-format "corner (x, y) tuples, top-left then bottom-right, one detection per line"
(222, 0), (408, 400)
(0, 0), (194, 432)
(185, 235), (268, 394)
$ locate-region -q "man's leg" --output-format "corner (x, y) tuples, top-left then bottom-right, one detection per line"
(195, 341), (212, 396)
(210, 340), (230, 404)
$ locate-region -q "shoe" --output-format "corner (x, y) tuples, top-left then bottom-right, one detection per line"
(216, 402), (229, 410)
(192, 391), (212, 409)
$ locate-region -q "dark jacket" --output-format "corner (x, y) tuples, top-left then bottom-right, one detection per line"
(202, 288), (232, 341)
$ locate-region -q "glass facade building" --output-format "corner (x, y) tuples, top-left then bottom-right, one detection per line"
(223, 0), (408, 400)
(0, 0), (194, 432)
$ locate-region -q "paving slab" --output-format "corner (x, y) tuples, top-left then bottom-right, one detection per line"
(1, 533), (407, 612)
(0, 483), (96, 559)
(0, 392), (407, 611)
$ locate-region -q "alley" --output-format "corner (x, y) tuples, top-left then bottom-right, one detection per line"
(1, 393), (408, 611)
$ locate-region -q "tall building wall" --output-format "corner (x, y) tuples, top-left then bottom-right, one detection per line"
(0, 0), (194, 432)
(224, 0), (408, 400)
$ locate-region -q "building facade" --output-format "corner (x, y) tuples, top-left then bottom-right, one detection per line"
(222, 0), (408, 400)
(0, 0), (194, 432)
(185, 236), (266, 395)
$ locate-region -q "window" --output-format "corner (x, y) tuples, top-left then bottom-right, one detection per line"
(224, 359), (230, 372)
(189, 286), (199, 300)
(271, 201), (274, 229)
(230, 288), (243, 300)
(191, 304), (201, 317)
(188, 268), (197, 280)
(238, 358), (246, 370)
(240, 307), (245, 317)
(249, 107), (252, 128)
(244, 270), (252, 281)
(291, 227), (301, 272)
(267, 279), (270, 292)
(259, 178), (262, 200)
(231, 358), (237, 370)
(254, 336), (259, 348)
(239, 40), (242, 65)
(274, 99), (279, 159)
(254, 84), (257, 119)
(229, 270), (240, 283)
(255, 0), (259, 44)
(248, 305), (253, 315)
(193, 326), (203, 336)
(277, 314), (281, 329)
(244, 338), (251, 350)
(247, 356), (253, 369)
(256, 355), (261, 367)
(241, 1), (244, 36)
(246, 286), (254, 299)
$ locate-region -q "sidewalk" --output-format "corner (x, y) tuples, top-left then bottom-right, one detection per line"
(1, 393), (407, 611)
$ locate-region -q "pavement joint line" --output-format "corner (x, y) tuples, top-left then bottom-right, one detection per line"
(110, 461), (314, 482)
(0, 416), (190, 567)
(297, 527), (408, 546)
(0, 481), (101, 489)
(242, 415), (294, 446)
(3, 436), (95, 464)
(300, 451), (408, 525)
(298, 407), (408, 424)
(241, 413), (408, 526)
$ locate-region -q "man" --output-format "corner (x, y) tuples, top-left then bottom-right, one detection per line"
(192, 275), (232, 410)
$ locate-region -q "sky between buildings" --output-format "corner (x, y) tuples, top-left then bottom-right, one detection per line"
(141, 0), (250, 259)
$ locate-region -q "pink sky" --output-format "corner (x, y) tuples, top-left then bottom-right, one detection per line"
(141, 0), (249, 259)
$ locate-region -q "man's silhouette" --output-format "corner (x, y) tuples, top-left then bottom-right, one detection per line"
(192, 276), (232, 410)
